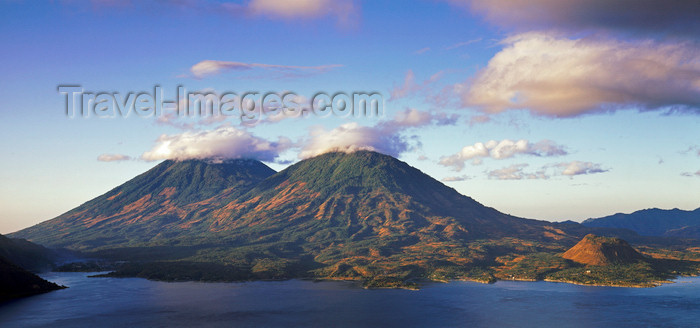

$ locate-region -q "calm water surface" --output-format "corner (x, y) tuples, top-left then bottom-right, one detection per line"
(1, 272), (699, 327)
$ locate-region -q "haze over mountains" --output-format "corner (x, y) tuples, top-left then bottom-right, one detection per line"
(583, 208), (700, 239)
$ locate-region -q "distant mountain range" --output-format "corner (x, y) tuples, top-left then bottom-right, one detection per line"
(583, 208), (700, 239)
(9, 151), (700, 287)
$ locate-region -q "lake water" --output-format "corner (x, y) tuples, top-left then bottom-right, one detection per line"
(1, 273), (700, 327)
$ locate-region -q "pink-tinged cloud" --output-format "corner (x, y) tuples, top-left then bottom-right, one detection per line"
(458, 33), (700, 117)
(67, 1), (359, 25)
(248, 0), (358, 25)
(380, 108), (459, 130)
(190, 60), (342, 79)
(467, 114), (491, 126)
(387, 108), (433, 128)
(141, 126), (292, 162)
(390, 70), (446, 101)
(390, 70), (418, 100)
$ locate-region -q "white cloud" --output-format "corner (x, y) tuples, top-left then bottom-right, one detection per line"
(442, 175), (472, 182)
(555, 161), (608, 176)
(487, 164), (548, 180)
(487, 164), (524, 180)
(298, 107), (456, 159)
(486, 160), (607, 180)
(141, 126), (291, 162)
(439, 139), (567, 171)
(298, 122), (410, 159)
(190, 60), (342, 79)
(458, 33), (700, 117)
(147, 107), (454, 162)
(97, 154), (131, 162)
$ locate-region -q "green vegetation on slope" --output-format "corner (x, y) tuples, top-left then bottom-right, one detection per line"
(11, 151), (700, 288)
(11, 159), (276, 249)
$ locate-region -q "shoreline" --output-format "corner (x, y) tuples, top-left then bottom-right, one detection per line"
(87, 273), (698, 290)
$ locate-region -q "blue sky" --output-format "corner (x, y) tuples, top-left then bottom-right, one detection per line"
(1, 0), (699, 233)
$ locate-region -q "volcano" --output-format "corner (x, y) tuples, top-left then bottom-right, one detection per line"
(12, 151), (607, 285)
(13, 159), (275, 249)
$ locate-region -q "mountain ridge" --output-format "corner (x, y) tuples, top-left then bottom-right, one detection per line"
(208, 151), (549, 239)
(12, 159), (276, 249)
(583, 207), (700, 238)
(0, 233), (64, 301)
(0, 234), (56, 272)
(10, 151), (700, 287)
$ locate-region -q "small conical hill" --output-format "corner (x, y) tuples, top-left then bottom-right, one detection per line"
(562, 234), (646, 266)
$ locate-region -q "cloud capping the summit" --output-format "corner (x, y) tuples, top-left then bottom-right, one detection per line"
(141, 126), (292, 162)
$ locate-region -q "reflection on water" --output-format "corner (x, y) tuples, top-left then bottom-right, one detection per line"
(1, 272), (699, 327)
